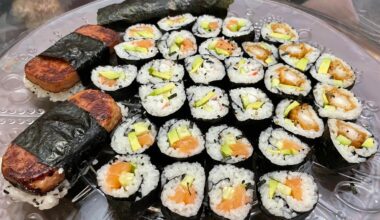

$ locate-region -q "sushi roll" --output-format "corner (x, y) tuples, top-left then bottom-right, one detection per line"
(264, 64), (312, 100)
(278, 42), (321, 72)
(137, 59), (184, 84)
(222, 17), (254, 43)
(157, 13), (197, 32)
(258, 127), (311, 172)
(261, 22), (299, 45)
(310, 53), (356, 89)
(274, 99), (324, 139)
(139, 82), (186, 117)
(192, 15), (223, 39)
(123, 24), (162, 41)
(258, 171), (318, 219)
(208, 164), (255, 220)
(199, 37), (243, 60)
(186, 85), (229, 121)
(317, 119), (378, 169)
(206, 125), (253, 164)
(225, 57), (264, 85)
(242, 41), (279, 67)
(157, 119), (205, 160)
(158, 30), (197, 60)
(184, 54), (226, 85)
(313, 83), (362, 120)
(114, 39), (158, 65)
(161, 162), (205, 219)
(111, 115), (157, 154)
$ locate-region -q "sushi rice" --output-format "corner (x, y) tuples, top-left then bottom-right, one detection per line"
(184, 54), (226, 84)
(279, 42), (321, 72)
(242, 41), (279, 67)
(91, 65), (137, 91)
(158, 30), (197, 60)
(158, 13), (196, 31)
(192, 15), (222, 38)
(225, 57), (264, 84)
(137, 59), (184, 84)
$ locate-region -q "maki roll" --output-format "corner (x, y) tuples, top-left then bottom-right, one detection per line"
(199, 37), (243, 60)
(258, 171), (318, 219)
(192, 15), (223, 39)
(274, 99), (324, 139)
(123, 24), (162, 41)
(222, 17), (254, 43)
(139, 82), (186, 117)
(157, 119), (205, 160)
(258, 127), (311, 171)
(278, 42), (321, 72)
(111, 115), (157, 154)
(225, 57), (264, 85)
(313, 83), (362, 120)
(184, 54), (226, 85)
(229, 87), (273, 122)
(310, 53), (356, 89)
(206, 125), (253, 164)
(208, 164), (255, 220)
(158, 30), (197, 60)
(161, 162), (205, 219)
(264, 64), (312, 100)
(186, 85), (229, 121)
(242, 41), (279, 67)
(137, 59), (184, 84)
(157, 13), (197, 32)
(261, 22), (299, 45)
(115, 39), (158, 65)
(317, 119), (378, 169)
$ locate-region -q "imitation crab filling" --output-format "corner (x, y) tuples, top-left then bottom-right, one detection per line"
(242, 42), (278, 66)
(279, 42), (320, 71)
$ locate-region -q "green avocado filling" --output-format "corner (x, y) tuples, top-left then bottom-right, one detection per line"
(284, 101), (300, 117)
(180, 175), (195, 187)
(228, 19), (246, 32)
(169, 36), (186, 54)
(148, 67), (172, 80)
(124, 44), (148, 53)
(118, 171), (135, 187)
(265, 57), (274, 65)
(167, 126), (191, 146)
(270, 32), (291, 40)
(208, 40), (231, 56)
(128, 132), (142, 152)
(322, 91), (329, 105)
(193, 91), (216, 107)
(268, 179), (292, 199)
(133, 122), (149, 136)
(295, 58), (309, 71)
(336, 135), (352, 146)
(190, 56), (204, 73)
(362, 138), (375, 148)
(222, 186), (235, 200)
(241, 95), (264, 110)
(237, 59), (247, 74)
(136, 30), (154, 38)
(318, 58), (331, 74)
(99, 70), (124, 80)
(221, 134), (236, 158)
(149, 83), (176, 96)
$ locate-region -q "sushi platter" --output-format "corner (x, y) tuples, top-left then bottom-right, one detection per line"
(0, 0), (380, 219)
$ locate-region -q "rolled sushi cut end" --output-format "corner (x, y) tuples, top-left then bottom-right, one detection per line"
(91, 65), (137, 91)
(192, 15), (222, 38)
(124, 24), (162, 41)
(279, 42), (321, 72)
(139, 82), (186, 117)
(157, 119), (205, 158)
(137, 59), (184, 84)
(115, 39), (158, 61)
(161, 162), (205, 218)
(274, 99), (324, 139)
(259, 127), (311, 166)
(310, 53), (356, 89)
(158, 30), (197, 60)
(222, 17), (254, 38)
(264, 63), (312, 97)
(327, 119), (378, 163)
(111, 115), (157, 154)
(186, 85), (229, 120)
(261, 22), (299, 44)
(206, 125), (253, 163)
(258, 171), (318, 219)
(184, 54), (226, 84)
(313, 83), (362, 120)
(208, 164), (254, 220)
(158, 13), (196, 31)
(229, 87), (273, 121)
(225, 57), (264, 84)
(242, 41), (279, 67)
(199, 37), (242, 60)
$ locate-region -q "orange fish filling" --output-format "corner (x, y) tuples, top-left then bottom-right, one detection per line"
(134, 39), (154, 48)
(285, 177), (303, 201)
(215, 40), (235, 55)
(99, 75), (117, 87)
(106, 162), (134, 189)
(169, 185), (197, 205)
(172, 136), (199, 154)
(137, 132), (154, 147)
(128, 25), (154, 37)
(208, 21), (219, 31)
(217, 184), (250, 211)
(229, 140), (251, 158)
(180, 39), (195, 52)
(281, 139), (301, 151)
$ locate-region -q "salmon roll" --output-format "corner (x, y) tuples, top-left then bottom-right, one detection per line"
(310, 53), (356, 89)
(184, 54), (226, 85)
(225, 57), (264, 85)
(114, 39), (158, 65)
(123, 23), (162, 41)
(192, 15), (222, 39)
(279, 42), (321, 72)
(242, 41), (279, 67)
(261, 22), (299, 45)
(157, 13), (196, 31)
(161, 162), (205, 219)
(137, 59), (184, 84)
(208, 164), (255, 220)
(199, 37), (243, 60)
(206, 125), (253, 164)
(111, 115), (157, 154)
(274, 99), (324, 139)
(258, 171), (318, 219)
(157, 119), (205, 159)
(75, 24), (121, 51)
(222, 17), (254, 43)
(158, 30), (197, 60)
(313, 83), (362, 120)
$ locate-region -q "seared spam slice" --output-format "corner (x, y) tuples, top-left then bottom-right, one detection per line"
(75, 24), (121, 49)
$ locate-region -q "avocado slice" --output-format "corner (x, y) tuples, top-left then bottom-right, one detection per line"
(265, 57), (274, 65)
(193, 91), (216, 107)
(99, 70), (122, 80)
(267, 149), (298, 155)
(229, 24), (238, 32)
(221, 144), (233, 158)
(118, 171), (135, 187)
(149, 83), (176, 96)
(222, 186), (235, 200)
(128, 132), (142, 152)
(168, 129), (180, 146)
(237, 19), (246, 27)
(272, 78), (280, 87)
(133, 122), (149, 136)
(318, 58), (331, 74)
(270, 32), (291, 40)
(190, 56), (204, 73)
(177, 126), (191, 139)
(295, 58), (309, 71)
(208, 40), (218, 50)
(246, 101), (264, 110)
(284, 101), (300, 117)
(180, 175), (195, 188)
(175, 36), (185, 45)
(277, 182), (292, 196)
(148, 67), (172, 80)
(284, 118), (294, 126)
(337, 135), (352, 146)
(323, 105), (336, 111)
(333, 80), (343, 87)
(322, 91), (329, 105)
(362, 138), (375, 148)
(241, 95), (249, 109)
(169, 44), (180, 54)
(124, 44), (148, 53)
(200, 21), (210, 30)
(215, 47), (230, 56)
(137, 30), (154, 38)
(269, 179), (279, 199)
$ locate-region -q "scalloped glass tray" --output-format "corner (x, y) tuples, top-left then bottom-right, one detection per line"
(1, 0), (380, 219)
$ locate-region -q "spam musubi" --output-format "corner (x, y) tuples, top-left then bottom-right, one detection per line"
(192, 15), (223, 39)
(261, 21), (299, 45)
(278, 42), (321, 72)
(242, 41), (279, 67)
